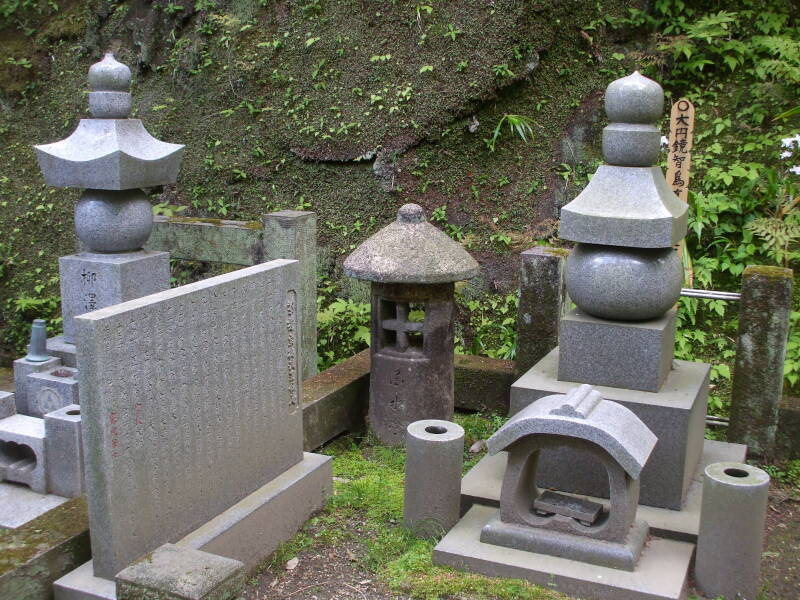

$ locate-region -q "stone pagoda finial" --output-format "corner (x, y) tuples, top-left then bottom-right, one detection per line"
(602, 71), (663, 167)
(88, 53), (132, 118)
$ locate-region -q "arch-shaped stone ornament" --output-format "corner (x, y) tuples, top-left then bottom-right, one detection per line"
(480, 385), (658, 571)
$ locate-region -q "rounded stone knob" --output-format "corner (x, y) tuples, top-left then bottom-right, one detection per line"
(605, 71), (664, 124)
(89, 53), (131, 92)
(397, 203), (426, 224)
(565, 244), (683, 321)
(75, 189), (154, 253)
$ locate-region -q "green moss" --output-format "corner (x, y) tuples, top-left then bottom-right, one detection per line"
(744, 265), (794, 280)
(0, 497), (89, 576)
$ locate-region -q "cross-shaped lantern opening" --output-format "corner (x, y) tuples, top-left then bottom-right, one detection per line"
(379, 299), (426, 354)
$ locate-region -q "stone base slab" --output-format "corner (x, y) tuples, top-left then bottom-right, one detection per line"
(177, 451), (332, 571)
(47, 335), (77, 368)
(59, 250), (170, 344)
(0, 481), (68, 528)
(480, 515), (649, 571)
(434, 505), (693, 600)
(512, 348), (709, 510)
(461, 439), (746, 543)
(558, 308), (677, 392)
(55, 452), (332, 600)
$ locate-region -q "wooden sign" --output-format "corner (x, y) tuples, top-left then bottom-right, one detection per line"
(665, 98), (695, 203)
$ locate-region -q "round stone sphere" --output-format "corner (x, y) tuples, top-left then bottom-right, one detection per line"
(75, 189), (153, 253)
(605, 71), (663, 124)
(565, 243), (683, 321)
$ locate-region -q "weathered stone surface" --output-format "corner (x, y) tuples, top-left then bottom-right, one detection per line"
(513, 348), (709, 510)
(0, 481), (68, 529)
(695, 462), (770, 600)
(777, 396), (800, 459)
(483, 386), (655, 570)
(116, 544), (245, 600)
(460, 438), (747, 543)
(557, 308), (677, 393)
(45, 404), (85, 498)
(177, 453), (332, 573)
(604, 71), (664, 124)
(515, 247), (569, 376)
(729, 265), (793, 456)
(60, 250), (170, 344)
(263, 210), (318, 380)
(0, 391), (15, 420)
(146, 211), (319, 380)
(26, 366), (79, 419)
(12, 356), (61, 415)
(34, 119), (184, 190)
(302, 349), (369, 451)
(0, 414), (46, 493)
(145, 216), (264, 265)
(75, 189), (154, 253)
(602, 123), (661, 166)
(454, 353), (514, 413)
(343, 204), (479, 284)
(404, 420), (464, 538)
(0, 497), (90, 599)
(559, 165), (688, 248)
(565, 244), (682, 321)
(368, 282), (455, 446)
(76, 259), (303, 579)
(434, 505), (693, 600)
(46, 336), (77, 368)
(488, 385), (656, 478)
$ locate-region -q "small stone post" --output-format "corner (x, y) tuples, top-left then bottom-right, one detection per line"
(403, 419), (464, 538)
(343, 204), (479, 446)
(515, 247), (569, 377)
(695, 462), (770, 600)
(263, 210), (318, 380)
(729, 265), (793, 456)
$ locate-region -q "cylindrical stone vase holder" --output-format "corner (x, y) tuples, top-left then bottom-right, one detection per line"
(695, 462), (770, 600)
(403, 419), (464, 538)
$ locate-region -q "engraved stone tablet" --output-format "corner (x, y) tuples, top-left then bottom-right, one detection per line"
(76, 259), (302, 579)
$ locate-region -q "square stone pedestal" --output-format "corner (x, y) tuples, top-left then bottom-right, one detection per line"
(47, 335), (77, 368)
(434, 505), (694, 600)
(54, 452), (332, 600)
(558, 308), (677, 393)
(59, 251), (170, 343)
(460, 439), (746, 543)
(512, 348), (708, 510)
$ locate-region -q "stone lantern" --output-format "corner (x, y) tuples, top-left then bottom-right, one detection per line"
(343, 204), (479, 446)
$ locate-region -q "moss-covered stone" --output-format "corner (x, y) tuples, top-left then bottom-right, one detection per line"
(0, 497), (91, 600)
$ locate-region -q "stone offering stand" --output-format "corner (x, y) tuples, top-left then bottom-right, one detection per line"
(1, 61), (795, 600)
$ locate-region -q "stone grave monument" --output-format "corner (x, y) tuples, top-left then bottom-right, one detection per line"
(343, 203), (479, 445)
(53, 259), (332, 599)
(434, 385), (695, 600)
(34, 52), (182, 362)
(459, 72), (746, 544)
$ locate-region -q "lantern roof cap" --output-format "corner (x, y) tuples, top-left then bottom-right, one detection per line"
(343, 204), (479, 284)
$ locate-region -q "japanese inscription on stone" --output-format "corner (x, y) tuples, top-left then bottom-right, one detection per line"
(75, 259), (303, 579)
(666, 98), (695, 203)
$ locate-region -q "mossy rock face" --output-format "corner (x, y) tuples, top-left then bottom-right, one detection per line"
(0, 0), (634, 353)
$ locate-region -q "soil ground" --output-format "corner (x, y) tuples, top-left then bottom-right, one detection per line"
(244, 490), (799, 600)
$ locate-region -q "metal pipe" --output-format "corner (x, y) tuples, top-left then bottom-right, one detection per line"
(680, 288), (741, 301)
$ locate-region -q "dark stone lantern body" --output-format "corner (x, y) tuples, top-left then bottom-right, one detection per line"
(344, 204), (479, 446)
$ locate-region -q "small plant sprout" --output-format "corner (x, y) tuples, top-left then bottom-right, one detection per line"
(492, 63), (515, 78)
(419, 65), (434, 74)
(443, 24), (462, 41)
(484, 114), (537, 152)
